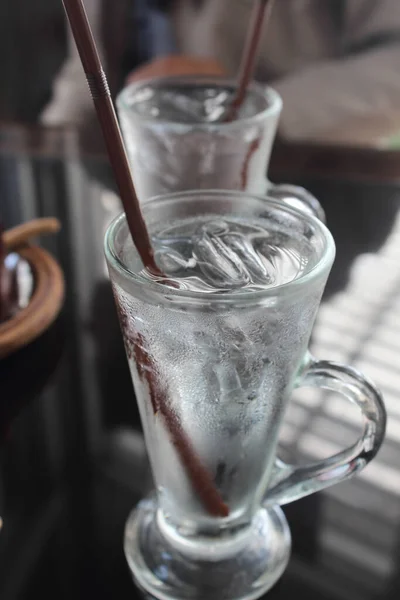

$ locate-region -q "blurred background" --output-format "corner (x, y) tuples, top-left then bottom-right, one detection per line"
(0, 0), (66, 123)
(2, 0), (400, 146)
(1, 2), (400, 600)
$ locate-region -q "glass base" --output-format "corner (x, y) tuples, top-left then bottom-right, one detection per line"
(124, 496), (291, 600)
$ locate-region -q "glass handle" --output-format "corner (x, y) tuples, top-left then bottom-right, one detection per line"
(264, 356), (386, 506)
(268, 183), (326, 223)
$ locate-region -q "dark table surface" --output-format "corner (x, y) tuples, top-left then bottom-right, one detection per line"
(1, 124), (400, 600)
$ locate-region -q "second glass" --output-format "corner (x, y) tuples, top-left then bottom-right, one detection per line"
(117, 76), (324, 220)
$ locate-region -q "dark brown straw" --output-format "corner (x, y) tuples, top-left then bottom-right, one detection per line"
(133, 332), (229, 518)
(62, 0), (157, 272)
(225, 0), (276, 122)
(62, 0), (228, 517)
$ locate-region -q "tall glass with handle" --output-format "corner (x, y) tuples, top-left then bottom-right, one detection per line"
(117, 76), (324, 220)
(105, 191), (386, 600)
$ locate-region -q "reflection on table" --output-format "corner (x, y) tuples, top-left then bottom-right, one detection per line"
(0, 124), (399, 600)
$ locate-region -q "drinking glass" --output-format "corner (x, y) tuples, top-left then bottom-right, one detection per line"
(117, 76), (324, 220)
(105, 191), (386, 600)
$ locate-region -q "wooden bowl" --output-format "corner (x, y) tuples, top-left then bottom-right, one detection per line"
(0, 219), (65, 359)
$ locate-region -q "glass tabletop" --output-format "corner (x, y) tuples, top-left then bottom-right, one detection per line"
(1, 124), (400, 600)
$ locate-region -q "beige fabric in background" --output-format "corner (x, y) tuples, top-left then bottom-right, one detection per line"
(42, 0), (400, 146)
(173, 0), (400, 145)
(41, 0), (103, 126)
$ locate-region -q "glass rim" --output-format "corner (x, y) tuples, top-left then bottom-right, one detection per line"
(116, 76), (282, 131)
(105, 191), (335, 305)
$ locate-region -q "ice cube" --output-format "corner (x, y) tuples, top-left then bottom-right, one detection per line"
(203, 91), (232, 122)
(193, 229), (251, 288)
(155, 247), (196, 273)
(221, 232), (271, 283)
(159, 91), (206, 123)
(213, 362), (243, 402)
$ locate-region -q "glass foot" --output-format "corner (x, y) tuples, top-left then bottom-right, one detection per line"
(124, 496), (291, 600)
